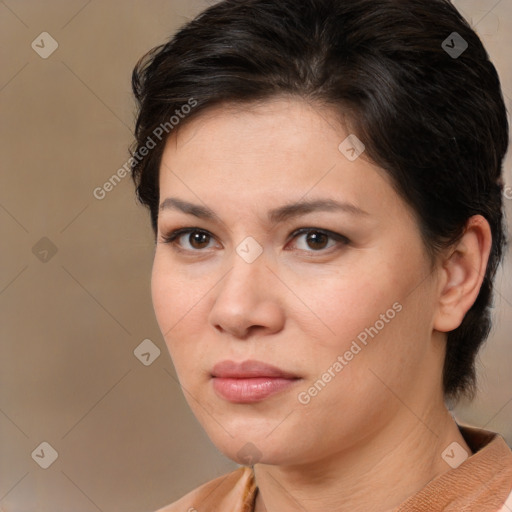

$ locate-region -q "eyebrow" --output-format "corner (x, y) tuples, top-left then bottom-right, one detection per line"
(159, 196), (369, 224)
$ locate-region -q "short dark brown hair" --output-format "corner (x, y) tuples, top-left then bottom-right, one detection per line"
(131, 0), (509, 402)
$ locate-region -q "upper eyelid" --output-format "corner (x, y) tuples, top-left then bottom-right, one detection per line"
(290, 227), (348, 240)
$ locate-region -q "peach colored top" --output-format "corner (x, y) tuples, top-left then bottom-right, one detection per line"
(156, 426), (512, 512)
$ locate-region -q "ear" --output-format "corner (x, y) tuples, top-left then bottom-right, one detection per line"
(433, 215), (492, 333)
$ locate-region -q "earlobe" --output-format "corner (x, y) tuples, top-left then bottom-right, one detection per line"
(433, 215), (492, 333)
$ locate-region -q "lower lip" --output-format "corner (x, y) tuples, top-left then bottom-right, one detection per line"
(212, 377), (299, 403)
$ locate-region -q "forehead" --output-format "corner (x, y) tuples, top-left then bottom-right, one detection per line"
(158, 97), (406, 223)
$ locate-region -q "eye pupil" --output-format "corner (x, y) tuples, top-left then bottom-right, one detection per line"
(190, 231), (210, 249)
(306, 231), (328, 250)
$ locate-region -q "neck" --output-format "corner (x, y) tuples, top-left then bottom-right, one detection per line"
(253, 402), (471, 512)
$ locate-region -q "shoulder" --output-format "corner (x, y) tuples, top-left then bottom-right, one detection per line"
(395, 425), (512, 511)
(154, 465), (256, 512)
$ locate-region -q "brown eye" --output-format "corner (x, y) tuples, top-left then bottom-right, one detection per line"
(160, 228), (217, 251)
(188, 231), (211, 249)
(304, 231), (329, 250)
(288, 228), (350, 253)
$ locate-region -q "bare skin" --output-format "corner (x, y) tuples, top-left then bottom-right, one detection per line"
(151, 97), (491, 512)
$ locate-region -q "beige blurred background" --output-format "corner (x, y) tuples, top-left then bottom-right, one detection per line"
(0, 1), (511, 511)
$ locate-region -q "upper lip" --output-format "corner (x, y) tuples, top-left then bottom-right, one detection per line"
(211, 360), (300, 379)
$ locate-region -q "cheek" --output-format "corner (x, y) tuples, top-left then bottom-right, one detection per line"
(291, 261), (396, 353)
(151, 257), (179, 335)
(151, 256), (198, 351)
(293, 245), (431, 386)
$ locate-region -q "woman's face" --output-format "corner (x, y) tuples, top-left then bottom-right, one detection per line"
(152, 98), (444, 466)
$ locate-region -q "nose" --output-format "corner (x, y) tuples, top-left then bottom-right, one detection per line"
(208, 248), (285, 340)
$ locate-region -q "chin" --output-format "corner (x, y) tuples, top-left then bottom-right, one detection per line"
(223, 440), (284, 467)
(200, 421), (284, 464)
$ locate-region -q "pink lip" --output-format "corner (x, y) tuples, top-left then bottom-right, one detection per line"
(211, 360), (301, 403)
(211, 360), (299, 379)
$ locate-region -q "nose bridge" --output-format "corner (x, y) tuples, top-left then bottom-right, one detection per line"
(209, 240), (285, 339)
(208, 239), (274, 330)
(222, 238), (267, 296)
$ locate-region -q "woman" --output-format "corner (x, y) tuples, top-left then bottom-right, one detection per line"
(130, 0), (512, 510)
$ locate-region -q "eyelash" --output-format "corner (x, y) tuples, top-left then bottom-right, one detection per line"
(159, 227), (350, 255)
